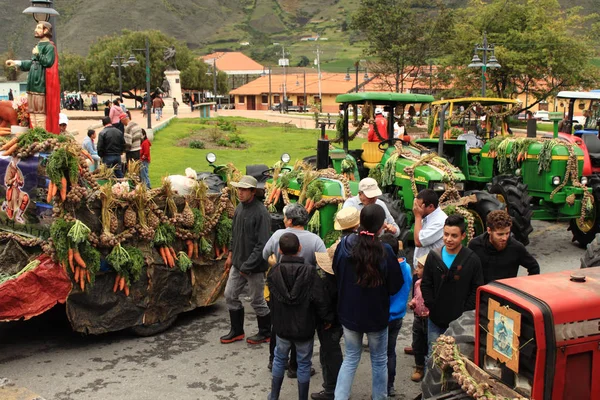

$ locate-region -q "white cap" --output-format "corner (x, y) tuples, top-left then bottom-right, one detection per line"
(59, 113), (68, 125)
(358, 177), (382, 198)
(375, 107), (383, 115)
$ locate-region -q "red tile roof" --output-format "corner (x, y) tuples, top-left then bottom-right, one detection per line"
(230, 72), (362, 95)
(202, 52), (264, 73)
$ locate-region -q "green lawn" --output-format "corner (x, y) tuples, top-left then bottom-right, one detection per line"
(148, 117), (365, 186)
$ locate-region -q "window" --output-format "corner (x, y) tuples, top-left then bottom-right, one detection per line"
(274, 95), (280, 103)
(261, 94), (268, 104)
(239, 96), (245, 104)
(539, 102), (548, 111)
(313, 96), (321, 103)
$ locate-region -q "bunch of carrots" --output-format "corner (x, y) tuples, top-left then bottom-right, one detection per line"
(67, 247), (91, 291)
(305, 196), (317, 213)
(0, 136), (20, 156)
(0, 127), (12, 136)
(214, 243), (228, 260)
(342, 172), (355, 181)
(158, 245), (178, 268)
(185, 239), (199, 259)
(113, 273), (130, 296)
(46, 177), (68, 202)
(265, 184), (282, 206)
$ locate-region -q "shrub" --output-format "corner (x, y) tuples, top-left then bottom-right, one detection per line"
(216, 118), (238, 132)
(229, 133), (247, 148)
(216, 138), (229, 147)
(189, 140), (205, 149)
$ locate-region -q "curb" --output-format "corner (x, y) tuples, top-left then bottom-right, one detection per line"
(0, 378), (46, 400)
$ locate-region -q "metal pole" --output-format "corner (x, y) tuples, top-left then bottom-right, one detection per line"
(145, 38), (152, 129)
(303, 70), (306, 111)
(282, 45), (287, 113)
(481, 33), (487, 97)
(316, 45), (322, 111)
(213, 58), (218, 110)
(117, 54), (123, 101)
(355, 62), (359, 93)
(268, 67), (272, 110)
(77, 73), (81, 93)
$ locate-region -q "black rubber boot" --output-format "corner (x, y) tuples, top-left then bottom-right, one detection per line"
(220, 308), (245, 344)
(298, 381), (310, 400)
(247, 313), (271, 344)
(268, 375), (284, 400)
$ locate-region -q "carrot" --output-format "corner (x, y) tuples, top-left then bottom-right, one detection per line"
(60, 176), (67, 201)
(306, 198), (313, 213)
(193, 241), (199, 259)
(51, 182), (58, 197)
(159, 246), (168, 266)
(1, 137), (18, 151)
(68, 248), (75, 273)
(168, 246), (177, 261)
(73, 251), (86, 268)
(119, 276), (126, 291)
(165, 247), (175, 268)
(80, 275), (85, 291)
(86, 270), (91, 283)
(186, 240), (194, 258)
(215, 245), (221, 259)
(74, 265), (80, 282)
(46, 182), (53, 203)
(124, 284), (130, 297)
(266, 187), (276, 204)
(3, 143), (19, 156)
(80, 150), (93, 162)
(113, 274), (120, 292)
(273, 188), (281, 205)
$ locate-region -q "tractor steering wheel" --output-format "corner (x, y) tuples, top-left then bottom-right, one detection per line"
(378, 138), (404, 151)
(262, 167), (292, 178)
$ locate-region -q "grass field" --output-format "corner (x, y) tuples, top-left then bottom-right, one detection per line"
(148, 117), (366, 186)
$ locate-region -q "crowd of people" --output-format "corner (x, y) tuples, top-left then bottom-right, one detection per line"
(221, 175), (540, 400)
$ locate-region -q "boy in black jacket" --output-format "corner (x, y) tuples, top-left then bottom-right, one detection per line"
(421, 214), (483, 358)
(267, 233), (332, 400)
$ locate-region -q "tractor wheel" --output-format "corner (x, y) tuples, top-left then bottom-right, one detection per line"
(580, 234), (600, 268)
(488, 175), (534, 246)
(569, 176), (600, 248)
(421, 311), (476, 399)
(464, 190), (505, 237)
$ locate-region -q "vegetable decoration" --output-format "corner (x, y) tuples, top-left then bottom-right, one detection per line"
(340, 158), (356, 181)
(305, 180), (324, 214)
(153, 223), (177, 268)
(176, 252), (193, 273)
(215, 214), (232, 259)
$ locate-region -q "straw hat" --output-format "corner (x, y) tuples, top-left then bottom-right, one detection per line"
(315, 241), (339, 275)
(417, 254), (428, 266)
(334, 207), (360, 231)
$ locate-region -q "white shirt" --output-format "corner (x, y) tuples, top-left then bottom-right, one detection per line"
(342, 196), (400, 237)
(413, 206), (447, 267)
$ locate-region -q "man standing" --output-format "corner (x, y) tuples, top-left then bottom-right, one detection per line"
(8, 89), (14, 101)
(97, 116), (125, 179)
(367, 108), (388, 142)
(5, 22), (60, 134)
(152, 95), (164, 121)
(342, 177), (399, 237)
(91, 93), (98, 111)
(412, 189), (447, 271)
(468, 210), (539, 284)
(421, 215), (483, 355)
(221, 175), (272, 345)
(173, 97), (179, 116)
(121, 114), (142, 165)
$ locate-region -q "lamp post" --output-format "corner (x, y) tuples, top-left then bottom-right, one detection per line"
(205, 59), (219, 110)
(23, 0), (60, 44)
(130, 38), (152, 129)
(314, 46), (322, 111)
(295, 71), (307, 110)
(77, 71), (86, 93)
(467, 32), (501, 97)
(273, 43), (289, 113)
(261, 66), (272, 110)
(345, 61), (369, 93)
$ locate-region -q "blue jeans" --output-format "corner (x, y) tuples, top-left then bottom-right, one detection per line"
(427, 319), (448, 360)
(387, 318), (403, 392)
(102, 154), (123, 178)
(155, 107), (162, 120)
(141, 161), (151, 188)
(272, 335), (314, 384)
(335, 325), (388, 400)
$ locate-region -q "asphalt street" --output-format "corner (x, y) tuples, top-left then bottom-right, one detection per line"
(0, 220), (587, 400)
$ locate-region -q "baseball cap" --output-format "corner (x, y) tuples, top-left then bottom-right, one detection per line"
(375, 107), (383, 115)
(358, 177), (382, 198)
(334, 207), (360, 230)
(230, 175), (258, 189)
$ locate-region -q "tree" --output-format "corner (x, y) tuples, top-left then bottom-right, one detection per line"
(351, 0), (454, 92)
(436, 0), (600, 107)
(0, 49), (19, 81)
(58, 52), (86, 91)
(297, 55), (310, 67)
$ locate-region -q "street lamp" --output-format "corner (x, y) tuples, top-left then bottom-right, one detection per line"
(261, 66), (272, 110)
(111, 53), (137, 102)
(345, 62), (369, 93)
(23, 0), (59, 44)
(77, 71), (86, 93)
(467, 32), (501, 97)
(206, 59), (219, 109)
(273, 43), (289, 113)
(131, 38), (152, 130)
(295, 71), (307, 111)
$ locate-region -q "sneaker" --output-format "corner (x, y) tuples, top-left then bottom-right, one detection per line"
(310, 390), (334, 400)
(411, 366), (424, 382)
(388, 387), (396, 397)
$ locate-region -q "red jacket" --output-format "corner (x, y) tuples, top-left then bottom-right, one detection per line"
(140, 138), (151, 162)
(368, 114), (388, 142)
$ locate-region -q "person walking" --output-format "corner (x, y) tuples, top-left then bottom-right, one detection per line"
(97, 116), (125, 179)
(173, 97), (179, 116)
(267, 233), (332, 400)
(82, 129), (101, 172)
(152, 95), (164, 121)
(91, 93), (98, 111)
(421, 214), (483, 357)
(140, 129), (151, 188)
(8, 89), (13, 101)
(380, 234), (412, 398)
(122, 114), (142, 165)
(407, 254), (429, 382)
(468, 210), (539, 284)
(333, 204), (404, 400)
(220, 175), (272, 345)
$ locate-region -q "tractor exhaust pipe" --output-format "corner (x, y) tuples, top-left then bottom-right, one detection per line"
(437, 104), (450, 155)
(317, 123), (329, 170)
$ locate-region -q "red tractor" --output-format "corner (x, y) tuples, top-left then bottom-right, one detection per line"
(423, 267), (600, 399)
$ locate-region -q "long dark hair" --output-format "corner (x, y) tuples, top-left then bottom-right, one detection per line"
(350, 204), (385, 288)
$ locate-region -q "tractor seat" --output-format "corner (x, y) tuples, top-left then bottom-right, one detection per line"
(361, 142), (384, 169)
(468, 148), (482, 154)
(582, 134), (600, 165)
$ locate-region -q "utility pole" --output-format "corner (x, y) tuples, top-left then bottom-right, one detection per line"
(145, 38), (151, 129)
(314, 45), (322, 111)
(213, 58), (218, 109)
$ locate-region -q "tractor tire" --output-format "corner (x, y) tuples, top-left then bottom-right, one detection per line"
(464, 190), (505, 237)
(196, 172), (226, 194)
(129, 315), (178, 337)
(580, 233), (600, 268)
(488, 175), (534, 246)
(569, 176), (600, 248)
(379, 193), (408, 229)
(421, 311), (476, 399)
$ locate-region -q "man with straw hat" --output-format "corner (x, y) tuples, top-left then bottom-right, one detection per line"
(310, 207), (359, 400)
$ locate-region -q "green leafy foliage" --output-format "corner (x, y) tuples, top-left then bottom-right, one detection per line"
(176, 252), (193, 272)
(50, 218), (74, 264)
(191, 208), (204, 235)
(216, 215), (233, 247)
(80, 242), (101, 284)
(153, 223), (176, 246)
(46, 147), (79, 187)
(123, 246), (145, 282)
(67, 220), (91, 244)
(189, 140), (205, 149)
(106, 244), (131, 274)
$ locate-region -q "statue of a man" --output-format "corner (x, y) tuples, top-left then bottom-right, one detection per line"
(5, 22), (60, 134)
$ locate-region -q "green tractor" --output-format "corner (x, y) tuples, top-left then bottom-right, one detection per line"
(266, 93), (505, 252)
(420, 97), (595, 246)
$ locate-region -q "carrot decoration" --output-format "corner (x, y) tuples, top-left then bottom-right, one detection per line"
(1, 137), (18, 151)
(168, 246), (177, 261)
(159, 246), (168, 266)
(113, 274), (120, 293)
(193, 241), (199, 259)
(46, 182), (53, 203)
(124, 284), (130, 297)
(186, 240), (194, 258)
(119, 276), (126, 291)
(68, 248), (75, 273)
(3, 143), (19, 156)
(60, 177), (67, 201)
(73, 250), (86, 268)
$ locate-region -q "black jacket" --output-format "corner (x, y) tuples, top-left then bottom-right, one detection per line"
(267, 255), (333, 341)
(230, 197), (270, 274)
(421, 246), (483, 329)
(468, 233), (540, 284)
(316, 267), (339, 329)
(97, 125), (125, 157)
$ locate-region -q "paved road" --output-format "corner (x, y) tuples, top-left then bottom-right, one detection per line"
(0, 220), (586, 400)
